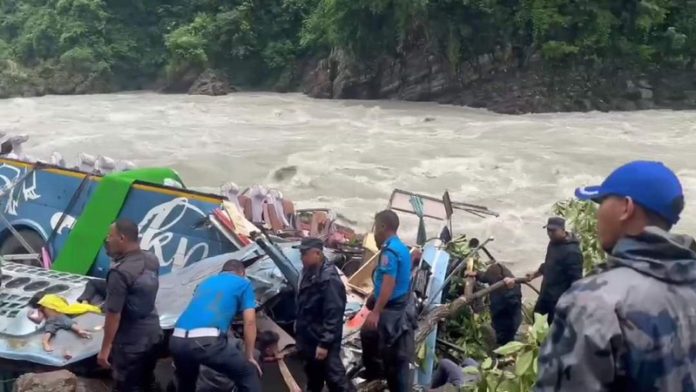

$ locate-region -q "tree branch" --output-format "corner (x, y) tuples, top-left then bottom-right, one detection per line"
(356, 277), (529, 392)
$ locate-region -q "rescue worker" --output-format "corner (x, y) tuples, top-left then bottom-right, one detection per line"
(294, 237), (353, 392)
(169, 259), (261, 392)
(535, 160), (696, 391)
(98, 219), (163, 392)
(360, 210), (416, 392)
(467, 263), (521, 346)
(526, 216), (583, 324)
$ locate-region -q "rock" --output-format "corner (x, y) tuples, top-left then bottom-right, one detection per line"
(302, 58), (334, 99)
(158, 67), (201, 94)
(637, 99), (655, 110)
(330, 50), (377, 99)
(638, 87), (653, 100)
(684, 90), (696, 104)
(188, 69), (233, 96)
(14, 370), (77, 392)
(615, 99), (638, 111)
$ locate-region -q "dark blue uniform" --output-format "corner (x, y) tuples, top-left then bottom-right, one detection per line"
(105, 250), (163, 392)
(360, 235), (415, 392)
(169, 272), (260, 392)
(295, 259), (352, 392)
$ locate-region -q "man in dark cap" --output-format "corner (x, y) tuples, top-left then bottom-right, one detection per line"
(526, 216), (583, 324)
(294, 238), (352, 392)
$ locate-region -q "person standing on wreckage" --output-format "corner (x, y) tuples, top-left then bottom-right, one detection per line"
(526, 216), (584, 325)
(294, 237), (354, 392)
(98, 219), (163, 392)
(535, 160), (696, 392)
(361, 210), (417, 392)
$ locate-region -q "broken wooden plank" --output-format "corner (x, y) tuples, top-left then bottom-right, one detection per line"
(278, 358), (302, 392)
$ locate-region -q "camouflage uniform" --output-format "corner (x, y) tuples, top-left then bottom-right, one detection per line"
(535, 226), (696, 392)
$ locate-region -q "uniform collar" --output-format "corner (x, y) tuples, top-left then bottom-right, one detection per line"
(381, 234), (398, 249)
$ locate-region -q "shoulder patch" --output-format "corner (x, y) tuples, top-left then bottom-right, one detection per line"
(381, 255), (390, 267)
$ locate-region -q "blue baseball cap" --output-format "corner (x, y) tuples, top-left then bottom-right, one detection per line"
(575, 160), (684, 225)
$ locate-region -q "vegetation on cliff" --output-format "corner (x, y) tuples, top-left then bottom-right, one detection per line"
(0, 0), (695, 98)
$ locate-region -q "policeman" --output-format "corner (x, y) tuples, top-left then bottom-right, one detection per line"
(98, 219), (163, 392)
(169, 259), (261, 392)
(526, 216), (583, 324)
(535, 161), (696, 391)
(294, 237), (352, 392)
(360, 210), (415, 392)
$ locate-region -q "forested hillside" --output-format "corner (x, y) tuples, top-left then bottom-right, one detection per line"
(1, 0), (695, 112)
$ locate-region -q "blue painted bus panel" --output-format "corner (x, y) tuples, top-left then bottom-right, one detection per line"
(416, 240), (451, 386)
(0, 159), (237, 278)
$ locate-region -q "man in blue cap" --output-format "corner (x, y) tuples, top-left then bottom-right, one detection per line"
(535, 161), (696, 391)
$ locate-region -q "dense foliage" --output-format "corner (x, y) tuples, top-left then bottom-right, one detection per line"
(0, 0), (695, 93)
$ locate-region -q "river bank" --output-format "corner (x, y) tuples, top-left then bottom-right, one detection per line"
(2, 51), (696, 115)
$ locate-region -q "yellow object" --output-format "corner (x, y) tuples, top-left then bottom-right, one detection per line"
(222, 200), (258, 238)
(416, 342), (427, 366)
(466, 256), (474, 273)
(37, 294), (101, 316)
(362, 233), (379, 253)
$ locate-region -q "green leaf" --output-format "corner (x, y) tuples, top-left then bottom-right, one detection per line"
(533, 352), (539, 374)
(493, 341), (526, 356)
(532, 313), (549, 342)
(515, 350), (534, 376)
(481, 357), (493, 370)
(463, 366), (480, 375)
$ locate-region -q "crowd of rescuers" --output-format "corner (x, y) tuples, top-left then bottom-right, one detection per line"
(73, 159), (695, 392)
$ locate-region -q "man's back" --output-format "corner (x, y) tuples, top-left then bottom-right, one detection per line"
(539, 233), (583, 303)
(535, 227), (696, 391)
(176, 273), (255, 331)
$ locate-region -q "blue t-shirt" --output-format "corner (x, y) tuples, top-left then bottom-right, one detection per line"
(176, 273), (256, 331)
(373, 235), (412, 301)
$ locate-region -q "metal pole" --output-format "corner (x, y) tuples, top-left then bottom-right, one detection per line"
(421, 236), (495, 311)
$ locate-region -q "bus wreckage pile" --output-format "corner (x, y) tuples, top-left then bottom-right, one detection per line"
(0, 134), (520, 391)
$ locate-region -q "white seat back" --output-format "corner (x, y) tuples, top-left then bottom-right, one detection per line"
(78, 153), (97, 172)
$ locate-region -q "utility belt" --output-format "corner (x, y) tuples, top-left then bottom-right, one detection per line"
(172, 327), (223, 339)
(366, 293), (410, 312)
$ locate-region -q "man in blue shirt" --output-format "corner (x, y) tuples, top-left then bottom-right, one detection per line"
(361, 209), (416, 392)
(169, 259), (261, 392)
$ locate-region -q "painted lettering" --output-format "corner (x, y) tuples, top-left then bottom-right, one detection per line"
(138, 197), (210, 268)
(49, 212), (76, 235)
(0, 164), (41, 216)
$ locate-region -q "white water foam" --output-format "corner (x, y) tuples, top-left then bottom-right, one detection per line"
(1, 92), (695, 275)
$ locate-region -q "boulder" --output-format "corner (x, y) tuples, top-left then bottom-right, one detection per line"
(14, 370), (77, 392)
(157, 67), (201, 94)
(302, 58), (334, 99)
(188, 69), (234, 96)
